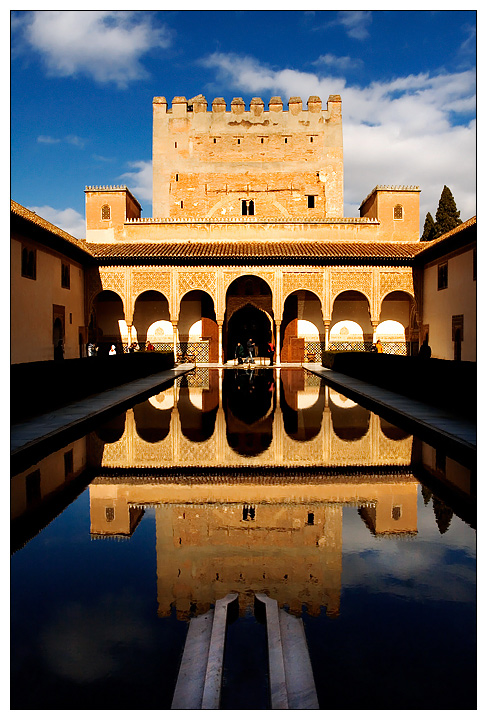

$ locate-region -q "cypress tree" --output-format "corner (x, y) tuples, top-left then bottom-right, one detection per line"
(434, 185), (462, 237)
(420, 211), (436, 242)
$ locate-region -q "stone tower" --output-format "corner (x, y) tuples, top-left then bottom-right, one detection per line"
(152, 94), (343, 219)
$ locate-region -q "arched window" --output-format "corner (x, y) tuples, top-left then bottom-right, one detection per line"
(394, 204), (403, 220)
(101, 204), (111, 221)
(21, 247), (36, 279)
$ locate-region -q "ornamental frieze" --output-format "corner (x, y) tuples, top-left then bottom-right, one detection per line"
(282, 271), (323, 299)
(132, 270), (171, 299)
(223, 269), (275, 295)
(379, 270), (414, 300)
(330, 270), (372, 304)
(177, 270), (217, 300)
(88, 267), (127, 307)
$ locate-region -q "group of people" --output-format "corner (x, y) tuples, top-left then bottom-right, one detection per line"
(235, 338), (275, 365)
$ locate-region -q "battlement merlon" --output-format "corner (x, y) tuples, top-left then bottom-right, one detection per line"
(152, 94), (342, 122)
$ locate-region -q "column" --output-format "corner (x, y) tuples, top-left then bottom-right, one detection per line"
(217, 321), (223, 365)
(323, 320), (331, 351)
(172, 322), (178, 362)
(371, 320), (379, 344)
(275, 321), (281, 365)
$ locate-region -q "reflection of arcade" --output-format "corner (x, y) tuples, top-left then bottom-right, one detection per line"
(89, 472), (419, 621)
(91, 368), (415, 470)
(224, 368), (275, 456)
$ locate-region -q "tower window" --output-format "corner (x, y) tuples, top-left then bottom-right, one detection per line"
(394, 204), (403, 220)
(242, 505), (256, 521)
(307, 195), (316, 209)
(241, 200), (255, 216)
(174, 142), (178, 148)
(175, 173), (179, 181)
(180, 200), (184, 209)
(392, 506), (402, 521)
(101, 204), (110, 220)
(261, 137), (264, 144)
(309, 136), (314, 142)
(105, 507), (115, 522)
(213, 137), (217, 143)
(284, 137), (288, 143)
(307, 512), (315, 525)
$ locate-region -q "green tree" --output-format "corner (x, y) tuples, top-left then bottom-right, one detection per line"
(420, 211), (436, 242)
(434, 185), (462, 237)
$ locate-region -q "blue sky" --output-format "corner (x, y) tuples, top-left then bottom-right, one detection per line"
(10, 8), (476, 238)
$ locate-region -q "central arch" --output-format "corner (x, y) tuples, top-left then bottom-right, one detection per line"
(224, 275), (274, 363)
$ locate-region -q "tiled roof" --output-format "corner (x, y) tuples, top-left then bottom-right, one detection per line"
(90, 240), (424, 264)
(11, 200), (91, 254)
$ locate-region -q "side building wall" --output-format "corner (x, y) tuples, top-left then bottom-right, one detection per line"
(422, 245), (476, 361)
(11, 222), (87, 364)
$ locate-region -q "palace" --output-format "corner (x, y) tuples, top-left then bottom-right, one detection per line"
(12, 93), (475, 365)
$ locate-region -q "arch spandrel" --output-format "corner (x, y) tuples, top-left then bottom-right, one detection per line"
(379, 271), (414, 304)
(177, 270), (217, 305)
(223, 270), (276, 297)
(282, 272), (324, 302)
(132, 270), (171, 301)
(87, 267), (127, 312)
(330, 270), (373, 307)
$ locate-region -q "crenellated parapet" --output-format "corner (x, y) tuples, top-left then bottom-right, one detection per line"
(153, 94), (340, 119)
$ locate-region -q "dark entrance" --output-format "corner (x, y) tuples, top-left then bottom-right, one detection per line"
(227, 305), (272, 363)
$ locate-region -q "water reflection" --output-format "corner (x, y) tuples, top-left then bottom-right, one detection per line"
(92, 368), (415, 469)
(11, 367), (476, 710)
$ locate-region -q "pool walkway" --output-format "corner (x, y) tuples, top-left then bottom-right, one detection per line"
(11, 364), (194, 465)
(303, 363), (476, 466)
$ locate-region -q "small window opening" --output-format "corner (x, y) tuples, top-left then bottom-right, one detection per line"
(394, 204), (403, 220)
(21, 247), (36, 279)
(307, 195), (316, 209)
(174, 142), (177, 148)
(242, 505), (256, 521)
(180, 200), (184, 209)
(310, 136), (314, 142)
(438, 262), (448, 290)
(241, 200), (255, 216)
(61, 263), (70, 289)
(175, 173), (179, 181)
(101, 204), (111, 221)
(213, 137), (217, 143)
(105, 507), (115, 522)
(261, 137), (264, 144)
(392, 506), (402, 521)
(284, 137), (288, 143)
(307, 512), (315, 525)
(26, 469), (41, 506)
(69, 313), (73, 324)
(237, 138), (241, 145)
(64, 449), (73, 479)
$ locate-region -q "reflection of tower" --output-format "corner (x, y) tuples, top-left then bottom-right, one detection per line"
(155, 501), (343, 621)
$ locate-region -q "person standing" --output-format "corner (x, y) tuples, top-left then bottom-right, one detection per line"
(109, 344), (117, 355)
(267, 339), (275, 366)
(376, 339), (383, 353)
(246, 338), (255, 364)
(235, 342), (245, 365)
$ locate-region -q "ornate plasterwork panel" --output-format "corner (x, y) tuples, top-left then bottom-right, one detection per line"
(282, 271), (323, 301)
(87, 267), (127, 311)
(330, 269), (373, 305)
(223, 269), (275, 296)
(177, 270), (217, 302)
(132, 269), (171, 300)
(379, 270), (414, 302)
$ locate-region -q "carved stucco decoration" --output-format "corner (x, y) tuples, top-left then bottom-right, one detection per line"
(330, 270), (373, 306)
(87, 267), (127, 310)
(223, 270), (275, 296)
(379, 270), (414, 303)
(282, 271), (324, 302)
(132, 270), (171, 300)
(178, 270), (217, 303)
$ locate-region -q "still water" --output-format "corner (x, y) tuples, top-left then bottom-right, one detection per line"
(11, 368), (476, 710)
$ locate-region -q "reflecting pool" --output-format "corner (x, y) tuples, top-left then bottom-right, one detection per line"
(11, 368), (476, 710)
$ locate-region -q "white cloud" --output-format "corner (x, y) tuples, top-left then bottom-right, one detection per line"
(201, 53), (476, 226)
(16, 10), (171, 88)
(37, 134), (86, 147)
(313, 54), (363, 71)
(120, 160), (153, 207)
(29, 205), (86, 239)
(335, 10), (373, 40)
